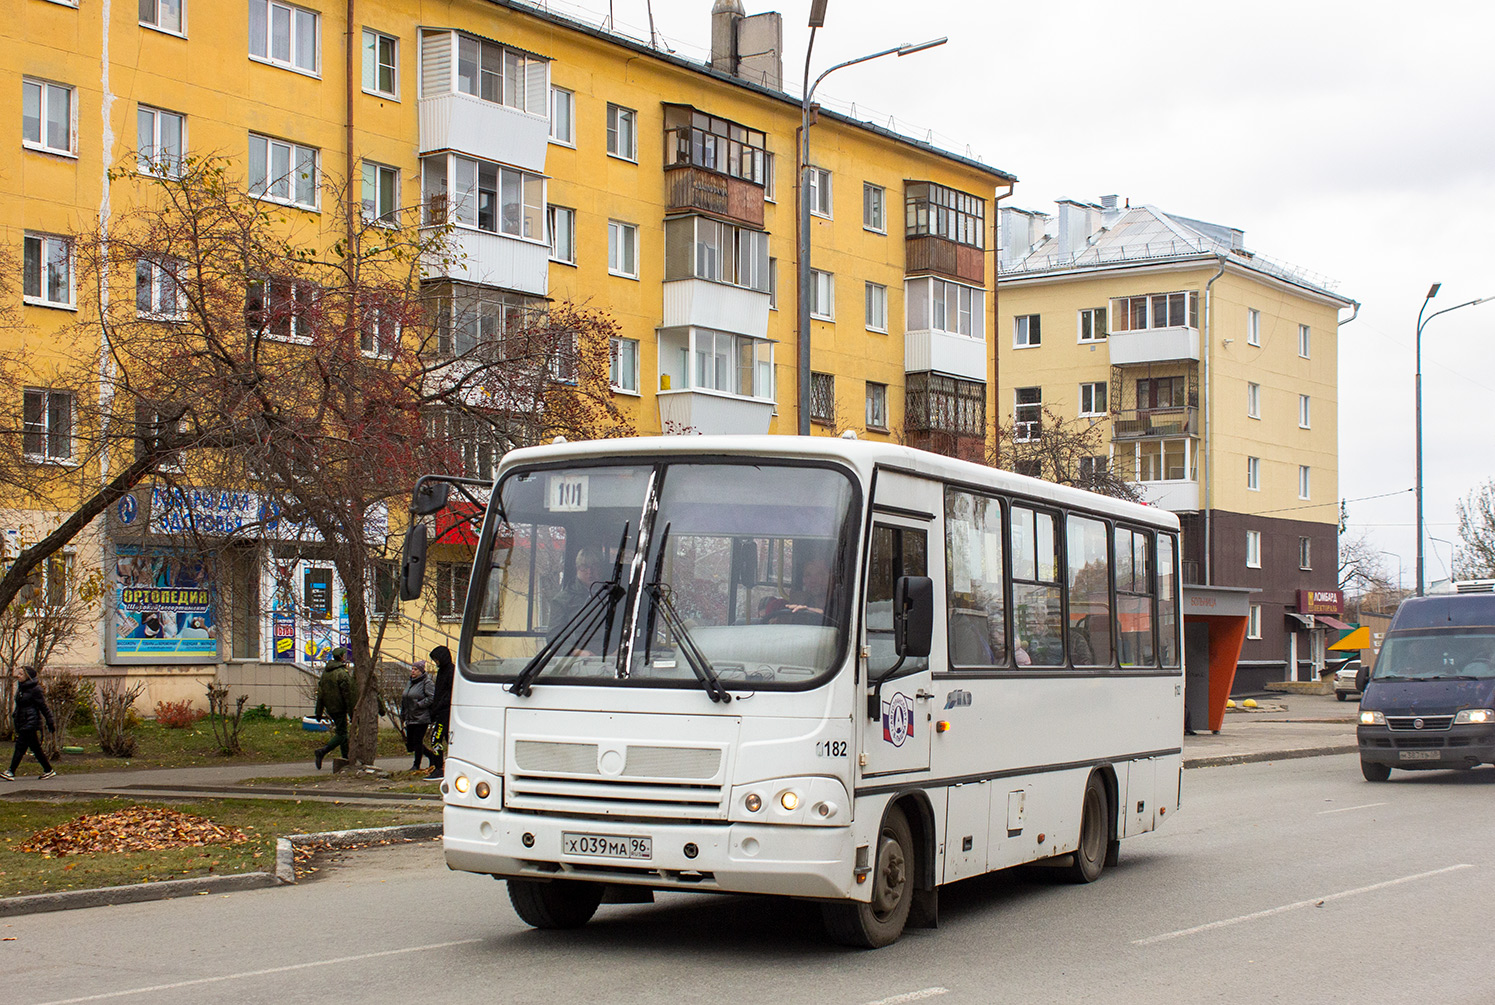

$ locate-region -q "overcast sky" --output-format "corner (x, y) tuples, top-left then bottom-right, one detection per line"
(537, 0), (1495, 589)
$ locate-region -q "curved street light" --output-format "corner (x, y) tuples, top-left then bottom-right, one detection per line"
(1415, 284), (1492, 594)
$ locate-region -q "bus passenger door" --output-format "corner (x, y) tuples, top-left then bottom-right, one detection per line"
(861, 515), (935, 778)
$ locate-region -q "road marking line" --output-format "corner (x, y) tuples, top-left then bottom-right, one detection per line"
(1319, 802), (1386, 814)
(863, 990), (950, 1005)
(29, 939), (485, 1005)
(1132, 864), (1473, 946)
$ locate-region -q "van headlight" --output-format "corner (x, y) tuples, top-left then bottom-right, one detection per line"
(1455, 708), (1495, 724)
(1360, 710), (1386, 725)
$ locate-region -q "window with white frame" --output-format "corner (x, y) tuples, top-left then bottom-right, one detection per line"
(810, 372), (835, 424)
(905, 277), (985, 338)
(1079, 381), (1107, 417)
(606, 103), (637, 161)
(362, 28), (398, 97)
(436, 561), (470, 620)
(863, 183), (885, 233)
(422, 154), (544, 241)
(436, 283), (546, 358)
(865, 282), (887, 332)
(22, 78), (74, 155)
(905, 181), (985, 248)
(1299, 536), (1312, 570)
(763, 152), (776, 202)
(1014, 386), (1041, 441)
(361, 161), (398, 225)
(1247, 381), (1261, 419)
(549, 87), (574, 144)
(1245, 529), (1261, 569)
(245, 277), (317, 342)
(249, 133), (318, 209)
(665, 216), (769, 291)
(1299, 394), (1311, 428)
(768, 257), (778, 310)
(1247, 455), (1260, 490)
(358, 302), (399, 356)
(810, 270), (835, 320)
(676, 329), (771, 398)
(809, 167), (832, 218)
(1111, 291), (1198, 332)
(1299, 465), (1310, 500)
(137, 105), (185, 176)
(1014, 313), (1041, 348)
(1247, 603), (1262, 639)
(608, 220), (638, 278)
(136, 258), (187, 319)
(1079, 455), (1108, 484)
(23, 233), (72, 308)
(1247, 307), (1261, 346)
(451, 34), (548, 113)
(610, 337), (638, 393)
(426, 412), (499, 480)
(248, 0), (319, 75)
(1079, 306), (1107, 342)
(548, 205), (575, 264)
(22, 388), (74, 461)
(866, 382), (888, 429)
(140, 0), (185, 35)
(1299, 323), (1311, 358)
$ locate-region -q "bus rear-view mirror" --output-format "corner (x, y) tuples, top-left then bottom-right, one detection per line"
(894, 575), (933, 658)
(412, 480), (451, 516)
(400, 523), (428, 601)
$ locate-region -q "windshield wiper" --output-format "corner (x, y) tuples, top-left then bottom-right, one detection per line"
(640, 523), (731, 704)
(509, 522), (630, 697)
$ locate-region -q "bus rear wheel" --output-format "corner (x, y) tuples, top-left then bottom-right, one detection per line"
(507, 878), (605, 929)
(1361, 759), (1392, 782)
(1064, 773), (1109, 884)
(822, 805), (915, 949)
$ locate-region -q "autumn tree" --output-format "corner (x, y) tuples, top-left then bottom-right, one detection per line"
(1454, 480), (1495, 580)
(991, 407), (1143, 502)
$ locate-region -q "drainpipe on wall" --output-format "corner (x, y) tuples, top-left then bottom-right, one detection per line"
(346, 0), (357, 255)
(990, 182), (1015, 461)
(1202, 254), (1227, 586)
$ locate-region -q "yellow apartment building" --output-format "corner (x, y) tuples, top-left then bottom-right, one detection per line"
(997, 197), (1356, 690)
(1, 0), (1012, 705)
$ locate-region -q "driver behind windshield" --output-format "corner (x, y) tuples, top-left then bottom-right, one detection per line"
(548, 546), (625, 657)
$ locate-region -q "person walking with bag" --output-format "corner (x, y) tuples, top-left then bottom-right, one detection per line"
(426, 645), (455, 780)
(313, 647), (355, 770)
(400, 660), (438, 772)
(3, 667), (57, 780)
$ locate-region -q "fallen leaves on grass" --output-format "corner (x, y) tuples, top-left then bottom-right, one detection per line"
(18, 807), (250, 858)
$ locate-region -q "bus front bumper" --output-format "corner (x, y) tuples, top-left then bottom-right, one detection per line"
(443, 803), (859, 900)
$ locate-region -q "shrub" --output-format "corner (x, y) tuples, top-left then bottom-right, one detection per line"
(93, 679), (147, 757)
(206, 681), (248, 755)
(154, 698), (205, 729)
(241, 703), (275, 723)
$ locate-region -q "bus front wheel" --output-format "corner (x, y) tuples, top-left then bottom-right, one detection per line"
(822, 805), (915, 949)
(507, 878), (605, 929)
(1064, 773), (1109, 884)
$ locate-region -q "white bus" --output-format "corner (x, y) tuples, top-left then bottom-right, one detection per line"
(408, 435), (1183, 947)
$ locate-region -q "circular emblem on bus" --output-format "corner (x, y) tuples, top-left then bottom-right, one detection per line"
(599, 748), (625, 775)
(882, 692), (914, 748)
(1414, 718), (1425, 730)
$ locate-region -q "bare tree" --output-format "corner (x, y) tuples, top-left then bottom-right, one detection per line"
(1455, 480), (1495, 580)
(991, 407), (1143, 502)
(0, 556), (106, 739)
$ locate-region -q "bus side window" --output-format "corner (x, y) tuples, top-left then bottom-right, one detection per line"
(945, 488), (1008, 667)
(1116, 527), (1156, 667)
(1157, 532), (1180, 667)
(1012, 506), (1064, 666)
(866, 524), (928, 675)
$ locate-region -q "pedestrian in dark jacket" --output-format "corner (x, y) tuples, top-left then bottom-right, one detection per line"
(401, 660), (437, 771)
(313, 647), (356, 770)
(427, 645), (455, 779)
(4, 667), (57, 780)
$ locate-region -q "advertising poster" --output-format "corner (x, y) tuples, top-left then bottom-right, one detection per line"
(112, 546), (218, 663)
(272, 603), (296, 661)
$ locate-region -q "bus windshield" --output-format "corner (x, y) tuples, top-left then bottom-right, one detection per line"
(464, 460), (859, 693)
(1373, 629), (1495, 680)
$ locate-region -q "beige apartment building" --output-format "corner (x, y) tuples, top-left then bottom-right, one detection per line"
(998, 197), (1356, 690)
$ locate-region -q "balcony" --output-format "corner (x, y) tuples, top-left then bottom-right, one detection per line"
(905, 329), (986, 382)
(657, 389), (774, 436)
(662, 279), (770, 339)
(1132, 478), (1200, 512)
(1108, 325), (1200, 365)
(430, 228), (550, 297)
(905, 235), (984, 286)
(666, 167), (764, 229)
(419, 92), (549, 173)
(1110, 406), (1198, 440)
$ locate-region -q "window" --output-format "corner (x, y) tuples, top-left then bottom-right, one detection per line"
(1136, 376), (1187, 410)
(1299, 394), (1311, 429)
(359, 302), (398, 356)
(1247, 455), (1260, 491)
(608, 337), (639, 393)
(136, 258), (187, 319)
(549, 87), (574, 145)
(22, 388), (74, 461)
(425, 410), (500, 478)
(1299, 536), (1312, 571)
(424, 154), (544, 240)
(248, 0), (319, 75)
(1299, 465), (1311, 500)
(1247, 381), (1261, 419)
(22, 78), (73, 155)
(1127, 439), (1190, 482)
(370, 560), (399, 618)
(140, 0), (185, 34)
(905, 181), (985, 248)
(450, 34), (548, 113)
(1246, 529), (1261, 568)
(1079, 455), (1108, 485)
(866, 382), (887, 430)
(906, 278), (985, 338)
(246, 277), (317, 342)
(1247, 308), (1261, 346)
(23, 234), (73, 308)
(810, 372), (835, 424)
(863, 183), (885, 233)
(1115, 526), (1155, 667)
(1011, 505), (1063, 666)
(945, 489), (1007, 668)
(810, 270), (835, 320)
(665, 328), (771, 398)
(608, 220), (638, 278)
(1014, 313), (1041, 348)
(361, 28), (398, 97)
(868, 523), (930, 676)
(865, 282), (887, 332)
(662, 105), (767, 185)
(1078, 381), (1106, 417)
(248, 133), (318, 209)
(1067, 515), (1114, 666)
(665, 217), (769, 291)
(137, 105), (185, 176)
(548, 205), (575, 264)
(361, 161), (398, 225)
(1112, 291), (1199, 332)
(134, 402), (186, 466)
(764, 152), (776, 201)
(1299, 323), (1311, 359)
(809, 167), (832, 218)
(1079, 307), (1108, 342)
(768, 257), (778, 310)
(1247, 603), (1262, 639)
(1014, 386), (1041, 441)
(606, 103), (637, 161)
(436, 561), (470, 620)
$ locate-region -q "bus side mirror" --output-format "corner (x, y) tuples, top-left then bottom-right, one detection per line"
(400, 523), (428, 601)
(412, 480), (450, 516)
(894, 575), (933, 658)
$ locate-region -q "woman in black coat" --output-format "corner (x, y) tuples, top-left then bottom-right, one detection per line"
(400, 661), (438, 771)
(5, 666), (56, 780)
(427, 645), (455, 779)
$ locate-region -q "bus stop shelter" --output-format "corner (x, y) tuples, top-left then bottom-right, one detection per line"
(1182, 585), (1255, 733)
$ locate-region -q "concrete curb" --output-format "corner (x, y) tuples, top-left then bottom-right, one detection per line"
(274, 822), (443, 883)
(1185, 744), (1359, 769)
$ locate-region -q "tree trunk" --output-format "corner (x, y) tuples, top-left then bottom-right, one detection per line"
(341, 553), (380, 766)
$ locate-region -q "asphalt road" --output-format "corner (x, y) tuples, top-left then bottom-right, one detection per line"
(5, 754), (1490, 1005)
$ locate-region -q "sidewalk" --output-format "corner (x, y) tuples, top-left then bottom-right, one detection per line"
(1183, 691), (1358, 767)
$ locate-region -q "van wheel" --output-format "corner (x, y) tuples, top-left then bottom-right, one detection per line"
(1361, 759), (1392, 783)
(507, 878), (605, 929)
(1336, 693), (1348, 701)
(1064, 773), (1109, 884)
(823, 805), (915, 948)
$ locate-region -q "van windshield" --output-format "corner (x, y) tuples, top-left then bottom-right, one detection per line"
(1373, 629), (1495, 680)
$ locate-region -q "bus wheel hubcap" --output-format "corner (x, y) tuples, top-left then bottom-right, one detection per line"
(871, 835), (906, 917)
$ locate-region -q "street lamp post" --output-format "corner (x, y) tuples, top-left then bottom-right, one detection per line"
(1415, 284), (1492, 594)
(796, 2), (945, 435)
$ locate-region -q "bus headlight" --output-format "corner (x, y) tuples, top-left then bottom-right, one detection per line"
(1455, 708), (1495, 724)
(454, 774), (471, 794)
(779, 790), (800, 811)
(744, 793), (762, 813)
(1360, 710), (1386, 725)
(729, 778), (848, 826)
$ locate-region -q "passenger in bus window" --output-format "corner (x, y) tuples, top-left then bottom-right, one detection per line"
(549, 546), (623, 656)
(1017, 607), (1066, 666)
